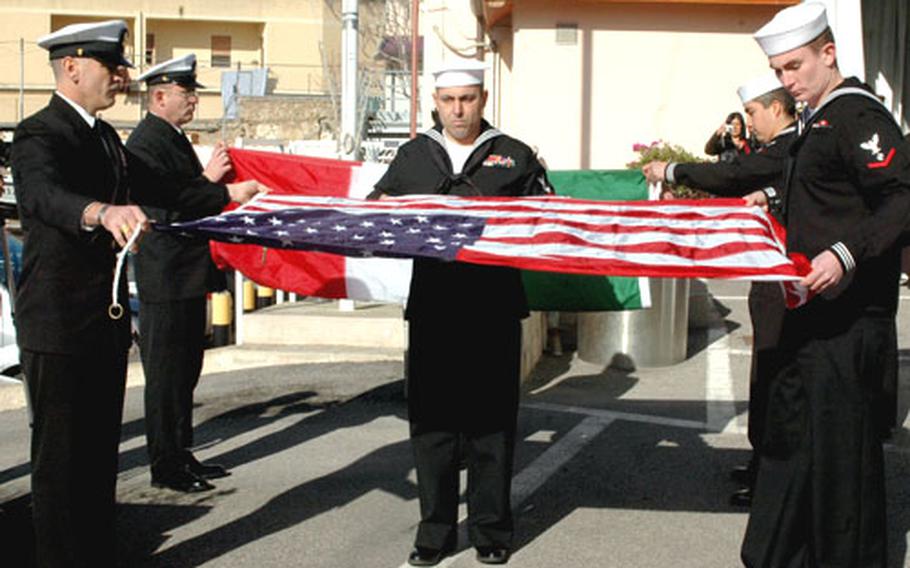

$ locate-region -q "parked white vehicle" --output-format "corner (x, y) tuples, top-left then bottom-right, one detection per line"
(0, 284), (18, 377)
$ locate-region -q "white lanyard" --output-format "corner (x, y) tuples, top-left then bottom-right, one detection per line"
(108, 225), (143, 320)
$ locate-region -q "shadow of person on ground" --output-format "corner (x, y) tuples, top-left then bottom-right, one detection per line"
(120, 379), (412, 567)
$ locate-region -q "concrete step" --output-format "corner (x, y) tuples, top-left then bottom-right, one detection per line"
(241, 300), (548, 382)
(200, 343), (403, 374)
(0, 344), (405, 412)
(126, 343), (404, 387)
(240, 300), (406, 349)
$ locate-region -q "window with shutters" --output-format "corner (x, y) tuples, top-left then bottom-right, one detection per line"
(211, 35), (231, 68)
(145, 33), (155, 65)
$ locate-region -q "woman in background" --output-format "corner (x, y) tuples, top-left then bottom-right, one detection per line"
(705, 112), (751, 163)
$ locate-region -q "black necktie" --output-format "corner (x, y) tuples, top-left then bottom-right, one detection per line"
(176, 129), (203, 175)
(94, 120), (123, 203)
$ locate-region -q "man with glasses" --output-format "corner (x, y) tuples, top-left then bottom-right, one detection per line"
(127, 54), (262, 493)
(11, 22), (256, 566)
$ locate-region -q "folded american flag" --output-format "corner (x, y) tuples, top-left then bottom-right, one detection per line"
(157, 193), (812, 294)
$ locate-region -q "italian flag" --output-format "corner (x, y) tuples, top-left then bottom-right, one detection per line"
(212, 149), (649, 311)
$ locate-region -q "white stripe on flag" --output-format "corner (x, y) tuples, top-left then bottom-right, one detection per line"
(245, 196), (771, 227)
(465, 240), (801, 272)
(480, 223), (782, 249)
(345, 257), (412, 303)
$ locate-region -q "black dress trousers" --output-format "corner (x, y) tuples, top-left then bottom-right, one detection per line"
(742, 314), (889, 568)
(139, 297), (207, 476)
(746, 281), (786, 454)
(22, 327), (129, 568)
(407, 317), (521, 551)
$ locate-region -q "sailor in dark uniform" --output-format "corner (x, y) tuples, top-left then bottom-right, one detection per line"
(127, 54), (261, 493)
(740, 4), (910, 566)
(10, 21), (253, 567)
(643, 73), (797, 507)
(370, 61), (550, 566)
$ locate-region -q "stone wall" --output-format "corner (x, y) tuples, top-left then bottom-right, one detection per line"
(191, 95), (338, 146)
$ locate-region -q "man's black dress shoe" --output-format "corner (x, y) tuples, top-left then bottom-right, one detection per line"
(729, 464), (756, 486)
(186, 454), (230, 480)
(729, 486), (752, 507)
(407, 545), (452, 567)
(476, 547), (511, 565)
(151, 466), (215, 493)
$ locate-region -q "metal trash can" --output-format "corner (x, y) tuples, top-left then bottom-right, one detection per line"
(577, 277), (690, 368)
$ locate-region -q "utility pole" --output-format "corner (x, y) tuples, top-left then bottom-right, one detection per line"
(341, 0), (359, 159)
(339, 0), (360, 312)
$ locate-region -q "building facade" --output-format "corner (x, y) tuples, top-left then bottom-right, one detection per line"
(420, 0), (804, 169)
(0, 0), (347, 126)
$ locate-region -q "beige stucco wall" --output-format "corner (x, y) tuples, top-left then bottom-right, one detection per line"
(506, 1), (780, 169)
(423, 1), (783, 170)
(265, 20), (330, 94)
(0, 0), (327, 23)
(0, 0), (343, 125)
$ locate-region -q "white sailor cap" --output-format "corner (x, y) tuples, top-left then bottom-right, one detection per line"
(37, 20), (132, 68)
(737, 73), (784, 105)
(432, 60), (487, 89)
(754, 2), (829, 57)
(137, 54), (204, 89)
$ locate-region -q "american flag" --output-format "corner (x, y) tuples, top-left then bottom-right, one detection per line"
(157, 193), (811, 283)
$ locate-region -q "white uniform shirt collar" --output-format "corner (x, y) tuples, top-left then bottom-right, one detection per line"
(55, 90), (96, 128)
(443, 133), (475, 175)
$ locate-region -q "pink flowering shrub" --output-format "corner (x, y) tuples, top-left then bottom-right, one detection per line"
(626, 140), (709, 199)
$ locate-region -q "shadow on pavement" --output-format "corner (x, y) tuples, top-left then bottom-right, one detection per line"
(121, 380), (412, 567)
(113, 389), (327, 476)
(5, 348), (910, 567)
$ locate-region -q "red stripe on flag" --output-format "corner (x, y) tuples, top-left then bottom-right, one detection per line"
(295, 198), (756, 221)
(482, 232), (785, 260)
(246, 196), (775, 236)
(484, 216), (776, 238)
(455, 248), (803, 280)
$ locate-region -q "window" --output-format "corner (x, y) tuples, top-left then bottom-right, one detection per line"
(145, 33), (155, 65)
(211, 35), (231, 68)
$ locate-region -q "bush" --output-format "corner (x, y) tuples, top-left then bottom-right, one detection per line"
(626, 140), (710, 199)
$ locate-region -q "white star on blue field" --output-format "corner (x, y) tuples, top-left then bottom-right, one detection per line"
(163, 208), (486, 260)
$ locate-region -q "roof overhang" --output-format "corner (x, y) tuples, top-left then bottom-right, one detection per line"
(480, 0), (513, 30)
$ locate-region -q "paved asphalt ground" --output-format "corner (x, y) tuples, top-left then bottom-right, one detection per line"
(2, 279), (910, 567)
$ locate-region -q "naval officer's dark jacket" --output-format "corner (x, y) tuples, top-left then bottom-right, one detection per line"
(373, 121), (550, 322)
(126, 113), (230, 303)
(10, 94), (228, 354)
(783, 78), (910, 326)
